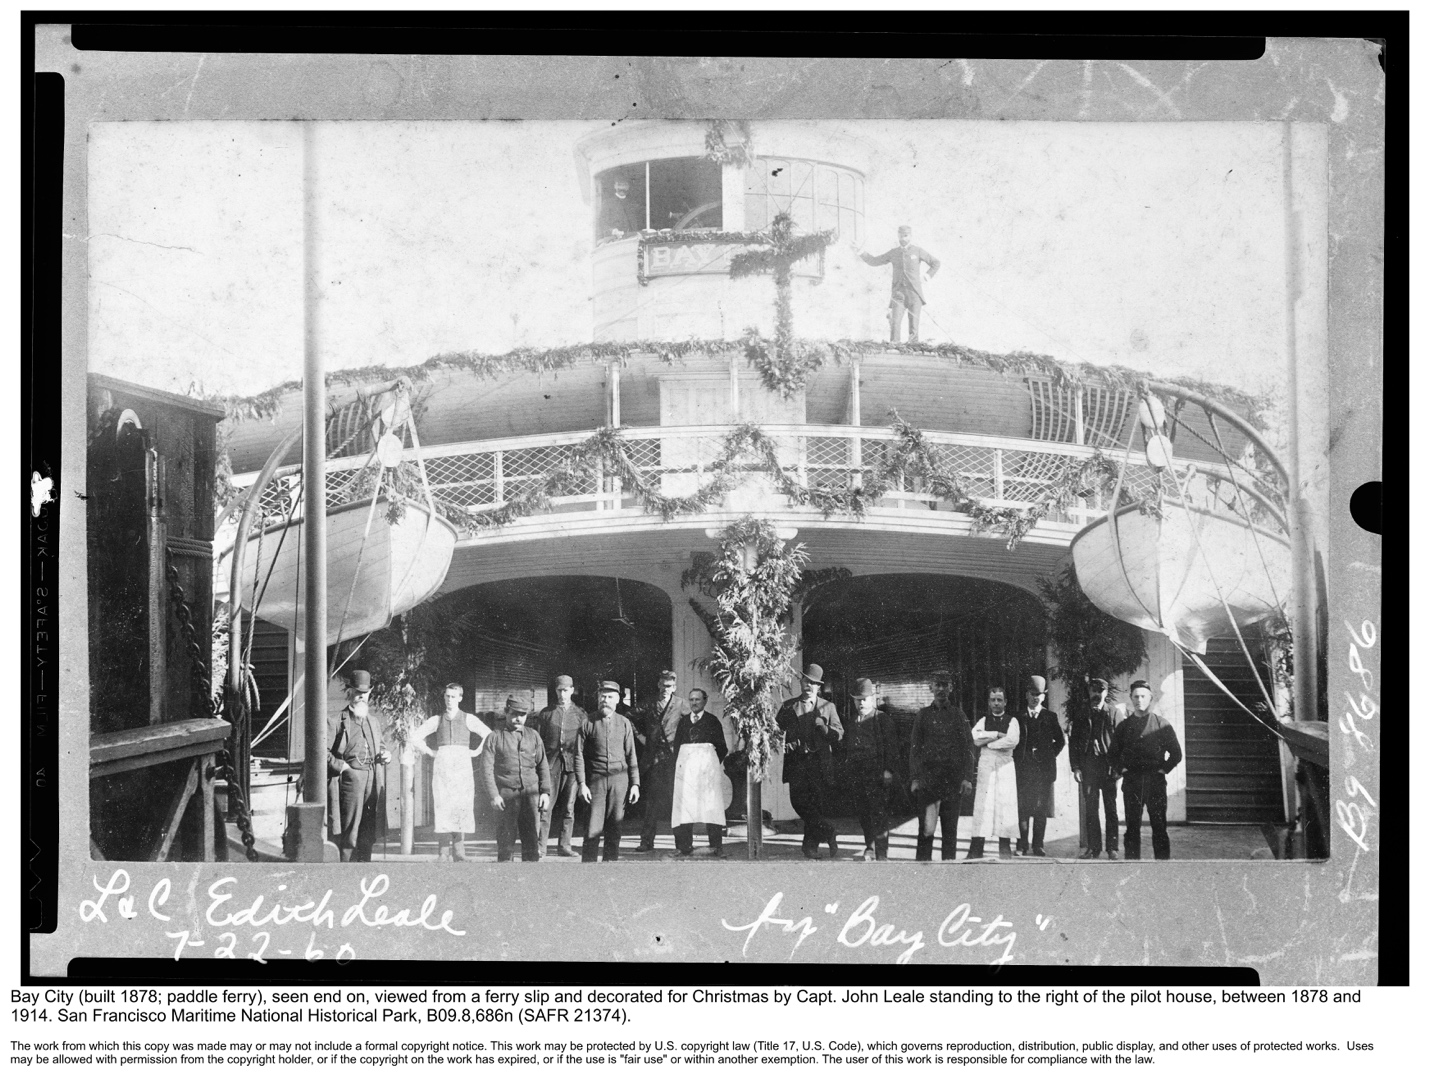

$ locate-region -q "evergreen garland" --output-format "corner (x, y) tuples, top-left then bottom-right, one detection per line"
(687, 517), (808, 783)
(1037, 565), (1148, 722)
(219, 336), (1268, 431)
(704, 120), (754, 167)
(429, 411), (1163, 548)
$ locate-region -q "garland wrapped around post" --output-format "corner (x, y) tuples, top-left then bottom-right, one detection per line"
(688, 517), (808, 859)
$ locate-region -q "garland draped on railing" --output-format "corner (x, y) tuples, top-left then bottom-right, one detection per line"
(219, 336), (1267, 428)
(427, 411), (1165, 548)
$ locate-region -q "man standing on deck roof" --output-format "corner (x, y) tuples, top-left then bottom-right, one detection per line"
(536, 675), (587, 858)
(859, 225), (940, 343)
(1107, 680), (1182, 860)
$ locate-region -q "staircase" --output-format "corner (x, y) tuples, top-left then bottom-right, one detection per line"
(1183, 637), (1286, 824)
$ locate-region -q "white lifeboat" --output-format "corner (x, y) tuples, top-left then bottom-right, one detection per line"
(236, 496), (457, 643)
(1070, 502), (1291, 655)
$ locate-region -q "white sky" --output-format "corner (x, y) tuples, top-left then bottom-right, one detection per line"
(88, 119), (1298, 403)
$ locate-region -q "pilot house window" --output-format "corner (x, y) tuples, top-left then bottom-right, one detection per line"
(594, 157), (723, 241)
(745, 158), (864, 246)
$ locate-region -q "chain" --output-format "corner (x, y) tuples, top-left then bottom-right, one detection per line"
(165, 554), (220, 719)
(214, 734), (260, 862)
(165, 551), (260, 862)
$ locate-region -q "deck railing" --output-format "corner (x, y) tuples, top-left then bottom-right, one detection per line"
(236, 424), (1277, 534)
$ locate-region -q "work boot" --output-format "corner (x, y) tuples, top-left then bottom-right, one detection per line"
(967, 837), (985, 860)
(874, 836), (889, 861)
(915, 835), (935, 862)
(998, 837), (1014, 860)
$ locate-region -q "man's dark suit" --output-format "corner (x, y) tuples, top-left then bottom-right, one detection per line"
(1070, 700), (1125, 856)
(536, 702), (588, 856)
(860, 243), (940, 341)
(327, 707), (388, 862)
(1014, 705), (1065, 853)
(637, 694), (688, 849)
(777, 694), (844, 856)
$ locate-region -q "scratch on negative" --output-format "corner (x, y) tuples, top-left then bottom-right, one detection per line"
(1241, 874), (1258, 914)
(631, 903), (662, 919)
(1338, 950), (1375, 962)
(183, 54), (207, 116)
(1212, 894), (1230, 961)
(1115, 64), (1184, 119)
(993, 60), (1049, 113)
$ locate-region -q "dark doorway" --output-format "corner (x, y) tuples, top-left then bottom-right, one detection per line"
(427, 576), (672, 715)
(801, 574), (1048, 817)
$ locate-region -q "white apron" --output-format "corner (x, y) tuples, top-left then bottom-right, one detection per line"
(671, 744), (726, 826)
(970, 750), (1020, 839)
(432, 747), (476, 833)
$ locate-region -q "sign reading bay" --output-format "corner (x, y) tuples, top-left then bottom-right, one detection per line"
(638, 238), (824, 284)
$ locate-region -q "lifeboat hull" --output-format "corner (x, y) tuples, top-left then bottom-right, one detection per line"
(1070, 503), (1291, 654)
(238, 497), (457, 642)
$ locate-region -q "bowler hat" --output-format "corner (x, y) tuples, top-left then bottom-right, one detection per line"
(851, 677), (877, 698)
(348, 670), (373, 693)
(505, 695), (531, 714)
(598, 679), (622, 695)
(1025, 675), (1048, 694)
(555, 675), (574, 688)
(801, 664), (825, 684)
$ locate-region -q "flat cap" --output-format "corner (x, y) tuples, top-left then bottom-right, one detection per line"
(598, 679), (622, 695)
(505, 695), (532, 714)
(555, 675), (574, 688)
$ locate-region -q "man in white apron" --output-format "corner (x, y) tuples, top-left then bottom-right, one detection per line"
(671, 688), (729, 857)
(968, 686), (1020, 860)
(411, 683), (489, 862)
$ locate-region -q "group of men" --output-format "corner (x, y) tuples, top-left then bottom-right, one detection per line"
(325, 663), (1183, 863)
(775, 663), (1183, 862)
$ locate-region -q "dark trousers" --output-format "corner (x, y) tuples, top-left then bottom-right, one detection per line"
(582, 772), (628, 861)
(335, 768), (380, 862)
(1081, 760), (1119, 855)
(674, 824), (724, 853)
(890, 290), (923, 342)
(787, 759), (835, 852)
(538, 763), (579, 856)
(848, 763), (889, 856)
(495, 790), (542, 862)
(917, 780), (963, 860)
(639, 760), (676, 847)
(1122, 770), (1170, 860)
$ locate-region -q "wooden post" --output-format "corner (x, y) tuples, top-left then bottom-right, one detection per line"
(399, 752), (415, 855)
(746, 773), (762, 860)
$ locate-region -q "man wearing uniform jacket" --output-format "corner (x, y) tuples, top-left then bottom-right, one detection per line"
(636, 669), (688, 852)
(576, 680), (641, 862)
(326, 670), (392, 862)
(1107, 679), (1183, 860)
(909, 669), (977, 861)
(480, 695), (551, 863)
(776, 664), (845, 859)
(843, 678), (899, 861)
(1014, 675), (1066, 857)
(859, 225), (940, 342)
(1069, 677), (1125, 859)
(536, 675), (588, 858)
